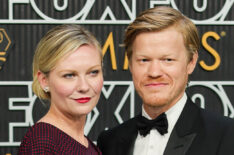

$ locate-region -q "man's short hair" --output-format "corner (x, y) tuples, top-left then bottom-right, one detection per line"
(124, 6), (199, 62)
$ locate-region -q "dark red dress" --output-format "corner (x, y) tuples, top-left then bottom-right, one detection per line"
(18, 122), (102, 155)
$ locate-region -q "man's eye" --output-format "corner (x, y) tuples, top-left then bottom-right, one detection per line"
(140, 59), (148, 62)
(164, 58), (173, 62)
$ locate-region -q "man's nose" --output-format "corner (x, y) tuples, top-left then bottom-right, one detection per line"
(147, 60), (163, 78)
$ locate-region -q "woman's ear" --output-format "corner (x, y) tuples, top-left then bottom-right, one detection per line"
(37, 71), (49, 89)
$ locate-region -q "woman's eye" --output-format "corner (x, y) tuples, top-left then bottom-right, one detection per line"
(63, 73), (75, 78)
(90, 70), (99, 76)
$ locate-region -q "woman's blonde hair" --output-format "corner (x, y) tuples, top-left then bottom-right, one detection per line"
(32, 24), (102, 100)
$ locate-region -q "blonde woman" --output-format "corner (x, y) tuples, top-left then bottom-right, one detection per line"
(18, 25), (103, 155)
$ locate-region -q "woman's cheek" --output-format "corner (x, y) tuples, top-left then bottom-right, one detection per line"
(54, 83), (75, 96)
(92, 77), (104, 94)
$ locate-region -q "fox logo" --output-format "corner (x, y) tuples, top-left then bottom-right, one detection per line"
(0, 28), (11, 70)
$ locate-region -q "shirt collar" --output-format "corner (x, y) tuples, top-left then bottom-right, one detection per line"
(142, 93), (187, 132)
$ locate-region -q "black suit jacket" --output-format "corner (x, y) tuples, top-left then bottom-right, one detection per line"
(97, 99), (234, 155)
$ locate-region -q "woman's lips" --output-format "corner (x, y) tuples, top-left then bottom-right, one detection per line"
(75, 97), (91, 103)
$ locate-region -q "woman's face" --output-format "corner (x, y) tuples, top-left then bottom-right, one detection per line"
(39, 44), (103, 118)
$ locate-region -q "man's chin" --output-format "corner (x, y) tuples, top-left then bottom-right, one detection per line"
(143, 98), (169, 108)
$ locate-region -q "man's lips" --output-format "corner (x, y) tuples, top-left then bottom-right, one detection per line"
(145, 82), (167, 87)
(75, 97), (91, 103)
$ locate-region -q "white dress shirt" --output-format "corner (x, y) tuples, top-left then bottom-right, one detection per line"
(133, 93), (187, 155)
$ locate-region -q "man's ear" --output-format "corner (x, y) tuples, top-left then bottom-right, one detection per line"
(128, 59), (132, 73)
(187, 52), (198, 75)
(37, 71), (49, 89)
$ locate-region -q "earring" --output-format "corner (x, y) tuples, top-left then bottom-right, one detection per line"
(43, 87), (49, 93)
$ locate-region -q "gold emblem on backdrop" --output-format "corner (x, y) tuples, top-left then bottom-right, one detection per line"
(0, 28), (11, 70)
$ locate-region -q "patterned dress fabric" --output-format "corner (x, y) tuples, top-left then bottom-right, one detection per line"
(18, 122), (102, 155)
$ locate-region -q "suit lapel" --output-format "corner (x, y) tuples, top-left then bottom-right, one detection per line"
(118, 131), (137, 155)
(117, 116), (140, 155)
(164, 99), (202, 155)
(164, 129), (196, 155)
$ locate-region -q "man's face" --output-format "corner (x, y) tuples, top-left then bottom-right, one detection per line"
(130, 27), (197, 116)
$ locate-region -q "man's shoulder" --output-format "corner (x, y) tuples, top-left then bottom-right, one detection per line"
(186, 98), (234, 127)
(199, 107), (234, 128)
(186, 99), (234, 135)
(194, 105), (234, 154)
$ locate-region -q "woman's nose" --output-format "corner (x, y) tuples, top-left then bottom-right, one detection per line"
(76, 77), (90, 93)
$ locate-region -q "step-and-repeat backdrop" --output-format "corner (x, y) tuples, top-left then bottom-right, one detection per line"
(0, 0), (234, 154)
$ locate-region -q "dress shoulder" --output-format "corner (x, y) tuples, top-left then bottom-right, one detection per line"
(18, 122), (61, 154)
(18, 122), (102, 155)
